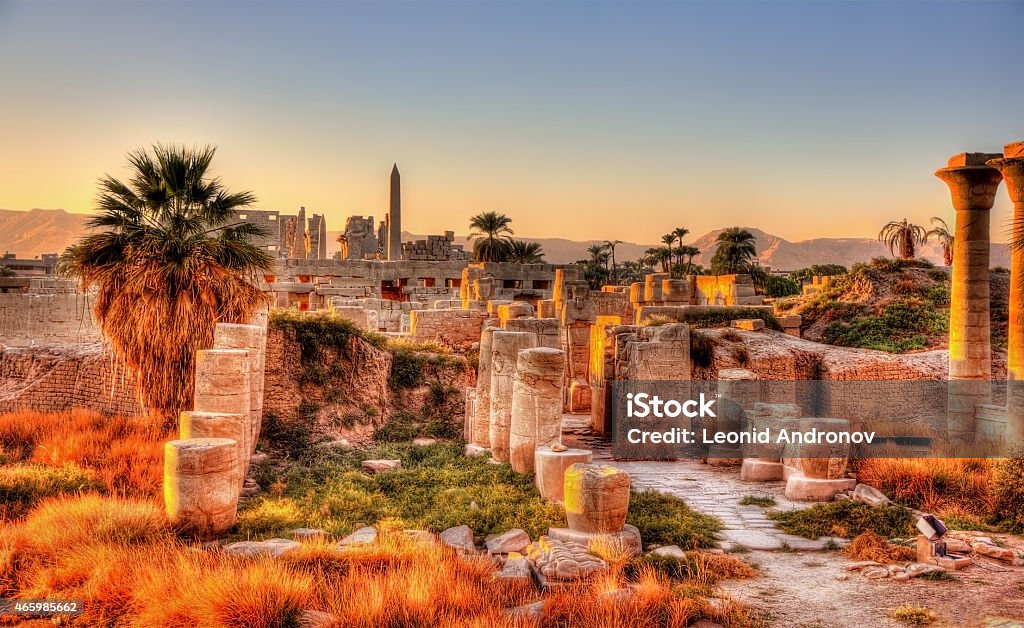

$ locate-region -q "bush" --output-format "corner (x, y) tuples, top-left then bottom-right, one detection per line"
(822, 301), (946, 353)
(768, 500), (914, 539)
(626, 490), (721, 549)
(992, 444), (1024, 533)
(0, 464), (102, 520)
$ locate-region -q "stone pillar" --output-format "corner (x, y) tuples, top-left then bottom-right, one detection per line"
(193, 349), (252, 463)
(988, 142), (1024, 443)
(784, 418), (856, 501)
(489, 331), (538, 462)
(534, 446), (593, 502)
(709, 368), (757, 466)
(563, 463), (630, 533)
(472, 326), (499, 447)
(464, 388), (477, 442)
(935, 152), (1003, 441)
(213, 323), (264, 454)
(509, 348), (565, 473)
(741, 402), (800, 482)
(505, 318), (560, 349)
(164, 438), (240, 538)
(180, 411), (248, 490)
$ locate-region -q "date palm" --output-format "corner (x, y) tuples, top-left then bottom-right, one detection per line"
(677, 245), (701, 277)
(927, 217), (954, 267)
(468, 211), (514, 262)
(604, 239), (623, 283)
(58, 144), (273, 424)
(878, 218), (927, 260)
(710, 227), (758, 275)
(660, 233), (677, 277)
(507, 239), (545, 264)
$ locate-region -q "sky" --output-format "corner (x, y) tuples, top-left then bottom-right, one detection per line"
(0, 0), (1022, 245)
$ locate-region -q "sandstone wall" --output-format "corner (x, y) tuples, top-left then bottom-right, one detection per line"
(0, 344), (142, 416)
(409, 309), (488, 348)
(0, 293), (101, 346)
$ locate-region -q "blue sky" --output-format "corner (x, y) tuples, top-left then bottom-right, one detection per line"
(1, 0), (1021, 243)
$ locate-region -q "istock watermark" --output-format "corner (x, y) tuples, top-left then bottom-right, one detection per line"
(609, 380), (1019, 460)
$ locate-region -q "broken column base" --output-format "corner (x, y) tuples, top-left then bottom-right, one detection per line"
(706, 445), (742, 467)
(782, 464), (800, 481)
(547, 524), (642, 557)
(740, 459), (784, 482)
(535, 446), (593, 502)
(784, 472), (856, 501)
(568, 380), (592, 413)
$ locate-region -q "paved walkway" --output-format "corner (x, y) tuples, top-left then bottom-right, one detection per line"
(562, 414), (845, 552)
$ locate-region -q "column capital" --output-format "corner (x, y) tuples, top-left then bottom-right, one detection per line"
(987, 144), (1024, 204)
(935, 153), (1004, 212)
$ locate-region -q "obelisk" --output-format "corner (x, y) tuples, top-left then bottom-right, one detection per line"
(388, 163), (401, 260)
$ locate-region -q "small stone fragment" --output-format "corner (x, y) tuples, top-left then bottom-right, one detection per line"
(486, 528), (530, 554)
(440, 525), (477, 554)
(362, 459), (401, 473)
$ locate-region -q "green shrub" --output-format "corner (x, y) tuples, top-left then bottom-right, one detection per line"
(674, 307), (782, 331)
(768, 500), (914, 539)
(992, 443), (1024, 533)
(738, 495), (776, 507)
(822, 301), (946, 353)
(626, 490), (721, 548)
(259, 409), (315, 458)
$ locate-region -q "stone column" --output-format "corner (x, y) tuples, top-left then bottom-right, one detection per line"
(472, 326), (499, 447)
(509, 348), (565, 473)
(489, 331), (538, 462)
(213, 323), (264, 454)
(935, 152), (1003, 442)
(563, 463), (630, 533)
(180, 410), (248, 491)
(193, 349), (252, 470)
(164, 438), (240, 538)
(534, 446), (593, 502)
(988, 142), (1024, 443)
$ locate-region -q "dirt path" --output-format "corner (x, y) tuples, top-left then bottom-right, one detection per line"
(563, 416), (1024, 627)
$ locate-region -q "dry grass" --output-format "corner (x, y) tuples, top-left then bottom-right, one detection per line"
(0, 409), (166, 519)
(843, 531), (915, 564)
(853, 458), (995, 518)
(0, 496), (755, 627)
(890, 604), (937, 625)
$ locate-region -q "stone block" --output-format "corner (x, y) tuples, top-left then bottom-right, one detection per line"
(485, 528), (531, 554)
(739, 459), (784, 482)
(535, 446), (593, 502)
(509, 348), (565, 473)
(784, 471), (856, 501)
(730, 318), (764, 331)
(563, 464), (630, 534)
(947, 152), (1003, 167)
(546, 524), (642, 557)
(568, 379), (592, 413)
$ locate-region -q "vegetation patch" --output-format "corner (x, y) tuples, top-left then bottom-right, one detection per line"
(625, 490), (722, 549)
(890, 605), (937, 625)
(676, 307), (782, 331)
(689, 331), (717, 369)
(843, 530), (915, 563)
(768, 500), (914, 539)
(738, 495), (776, 507)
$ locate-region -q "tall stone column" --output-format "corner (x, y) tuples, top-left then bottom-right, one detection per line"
(193, 349), (252, 466)
(164, 438), (240, 538)
(509, 348), (566, 473)
(935, 152), (1003, 442)
(472, 326), (499, 447)
(213, 323), (264, 454)
(180, 410), (248, 490)
(489, 331), (538, 462)
(989, 142), (1024, 442)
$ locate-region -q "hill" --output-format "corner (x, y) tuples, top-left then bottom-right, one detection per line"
(0, 209), (1011, 269)
(0, 208), (92, 257)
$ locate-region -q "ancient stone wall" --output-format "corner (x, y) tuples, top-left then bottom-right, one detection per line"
(0, 292), (101, 346)
(692, 274), (762, 306)
(0, 344), (142, 416)
(409, 309), (488, 347)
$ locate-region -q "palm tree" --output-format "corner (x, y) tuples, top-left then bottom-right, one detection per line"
(507, 239), (545, 264)
(468, 211), (514, 262)
(660, 233), (677, 277)
(878, 218), (927, 260)
(677, 245), (701, 277)
(58, 144), (273, 423)
(604, 239), (623, 283)
(927, 217), (954, 267)
(672, 227), (689, 255)
(710, 227), (758, 275)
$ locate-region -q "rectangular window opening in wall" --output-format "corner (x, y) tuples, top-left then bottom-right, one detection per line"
(420, 277), (436, 287)
(447, 278), (462, 288)
(503, 279), (522, 289)
(269, 215), (277, 220)
(533, 279), (552, 290)
(238, 214), (247, 219)
(268, 245), (277, 251)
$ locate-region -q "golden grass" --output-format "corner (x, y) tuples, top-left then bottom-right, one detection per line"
(0, 495), (756, 628)
(843, 531), (915, 564)
(852, 457), (995, 517)
(0, 409), (167, 509)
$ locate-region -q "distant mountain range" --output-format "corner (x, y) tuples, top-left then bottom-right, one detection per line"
(2, 208), (1010, 270)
